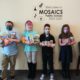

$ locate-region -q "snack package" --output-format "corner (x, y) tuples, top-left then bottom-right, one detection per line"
(44, 41), (48, 46)
(8, 32), (16, 39)
(28, 34), (34, 42)
(62, 38), (69, 44)
(0, 33), (9, 47)
(69, 37), (74, 42)
(34, 34), (40, 44)
(21, 37), (27, 43)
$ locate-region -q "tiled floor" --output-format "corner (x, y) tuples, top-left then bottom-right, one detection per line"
(15, 71), (80, 80)
(0, 70), (80, 80)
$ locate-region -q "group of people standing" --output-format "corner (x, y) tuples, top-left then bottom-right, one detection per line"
(0, 20), (75, 80)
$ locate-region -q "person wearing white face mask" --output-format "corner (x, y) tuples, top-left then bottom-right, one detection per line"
(58, 24), (75, 79)
(39, 24), (55, 80)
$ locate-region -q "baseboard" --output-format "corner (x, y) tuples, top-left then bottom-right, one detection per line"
(0, 69), (80, 73)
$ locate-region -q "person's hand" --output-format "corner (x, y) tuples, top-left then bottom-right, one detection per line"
(8, 38), (14, 42)
(51, 44), (55, 47)
(4, 39), (10, 45)
(27, 41), (34, 45)
(62, 38), (69, 45)
(44, 41), (48, 46)
(47, 41), (55, 47)
(47, 42), (51, 47)
(40, 42), (45, 46)
(30, 41), (34, 45)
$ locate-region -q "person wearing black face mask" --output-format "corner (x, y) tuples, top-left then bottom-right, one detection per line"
(6, 21), (14, 31)
(6, 26), (13, 31)
(0, 21), (20, 80)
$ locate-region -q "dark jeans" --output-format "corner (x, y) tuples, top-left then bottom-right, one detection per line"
(42, 52), (54, 74)
(61, 62), (70, 78)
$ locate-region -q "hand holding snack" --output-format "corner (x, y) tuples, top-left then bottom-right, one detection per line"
(68, 37), (75, 45)
(40, 41), (46, 46)
(10, 32), (16, 39)
(0, 34), (9, 46)
(4, 39), (10, 46)
(44, 41), (48, 46)
(21, 37), (27, 43)
(62, 38), (69, 45)
(34, 34), (40, 44)
(47, 41), (51, 47)
(29, 40), (34, 45)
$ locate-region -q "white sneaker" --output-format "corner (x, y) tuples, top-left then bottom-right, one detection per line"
(50, 74), (54, 80)
(40, 74), (45, 80)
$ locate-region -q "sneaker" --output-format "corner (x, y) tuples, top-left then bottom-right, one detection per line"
(50, 74), (54, 80)
(40, 74), (45, 80)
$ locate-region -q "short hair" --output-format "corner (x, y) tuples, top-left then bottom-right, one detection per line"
(6, 21), (14, 26)
(44, 24), (50, 28)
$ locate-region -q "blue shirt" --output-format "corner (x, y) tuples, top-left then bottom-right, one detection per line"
(22, 30), (39, 52)
(0, 28), (20, 56)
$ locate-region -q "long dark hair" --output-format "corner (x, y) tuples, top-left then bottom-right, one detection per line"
(60, 24), (72, 38)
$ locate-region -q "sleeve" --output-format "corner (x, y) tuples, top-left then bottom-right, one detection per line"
(39, 34), (43, 42)
(51, 35), (55, 43)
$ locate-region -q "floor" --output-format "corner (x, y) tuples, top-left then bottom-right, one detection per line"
(0, 70), (80, 80)
(13, 70), (80, 80)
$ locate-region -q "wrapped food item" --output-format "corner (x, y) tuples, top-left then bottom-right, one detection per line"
(7, 32), (18, 44)
(69, 37), (74, 42)
(33, 34), (40, 44)
(43, 40), (54, 47)
(8, 32), (16, 39)
(21, 36), (27, 43)
(28, 34), (34, 42)
(0, 33), (9, 47)
(44, 40), (53, 47)
(44, 41), (48, 46)
(62, 38), (69, 44)
(49, 40), (53, 44)
(47, 40), (52, 46)
(0, 33), (8, 39)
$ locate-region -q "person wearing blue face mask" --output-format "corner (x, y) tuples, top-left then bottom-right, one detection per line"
(58, 24), (75, 79)
(0, 21), (20, 80)
(39, 24), (55, 80)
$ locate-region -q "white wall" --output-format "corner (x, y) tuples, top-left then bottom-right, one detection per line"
(0, 0), (80, 70)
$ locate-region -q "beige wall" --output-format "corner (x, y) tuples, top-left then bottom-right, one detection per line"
(0, 0), (80, 70)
